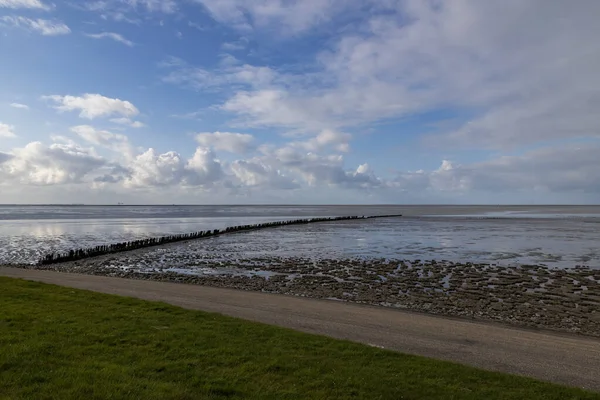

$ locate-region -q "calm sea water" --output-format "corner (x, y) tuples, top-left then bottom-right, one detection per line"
(0, 205), (599, 268)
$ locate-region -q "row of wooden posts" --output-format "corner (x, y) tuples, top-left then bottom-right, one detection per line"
(38, 214), (402, 265)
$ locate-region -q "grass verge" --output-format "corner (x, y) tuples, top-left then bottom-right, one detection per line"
(0, 277), (597, 400)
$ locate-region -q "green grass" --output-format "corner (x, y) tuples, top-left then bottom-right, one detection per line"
(0, 277), (597, 400)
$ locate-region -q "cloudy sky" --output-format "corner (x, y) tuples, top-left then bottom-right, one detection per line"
(1, 0), (599, 204)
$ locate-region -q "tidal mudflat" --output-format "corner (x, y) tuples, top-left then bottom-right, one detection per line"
(2, 209), (599, 267)
(21, 255), (600, 336)
(3, 205), (600, 336)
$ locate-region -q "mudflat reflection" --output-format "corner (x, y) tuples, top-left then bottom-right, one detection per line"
(0, 206), (598, 268)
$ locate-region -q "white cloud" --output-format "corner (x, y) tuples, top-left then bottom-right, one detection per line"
(43, 93), (139, 119)
(0, 122), (16, 138)
(2, 139), (223, 191)
(388, 144), (600, 196)
(288, 153), (379, 188)
(195, 131), (255, 154)
(451, 145), (600, 193)
(4, 0), (600, 203)
(9, 102), (29, 110)
(186, 147), (224, 185)
(123, 149), (185, 187)
(230, 159), (298, 189)
(123, 147), (223, 188)
(187, 1), (600, 149)
(254, 144), (380, 189)
(293, 129), (351, 152)
(85, 32), (134, 46)
(0, 141), (107, 185)
(221, 89), (330, 132)
(70, 125), (133, 157)
(0, 0), (49, 10)
(2, 133), (598, 202)
(110, 117), (145, 128)
(0, 16), (70, 35)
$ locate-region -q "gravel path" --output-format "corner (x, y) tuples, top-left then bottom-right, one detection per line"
(2, 266), (600, 392)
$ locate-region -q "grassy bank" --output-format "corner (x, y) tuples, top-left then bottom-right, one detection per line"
(0, 277), (597, 400)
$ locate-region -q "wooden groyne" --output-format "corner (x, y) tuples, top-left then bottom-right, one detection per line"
(37, 214), (402, 265)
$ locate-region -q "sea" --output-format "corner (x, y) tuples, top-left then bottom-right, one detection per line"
(0, 205), (599, 268)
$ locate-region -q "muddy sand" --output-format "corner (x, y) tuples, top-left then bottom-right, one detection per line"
(8, 247), (600, 337)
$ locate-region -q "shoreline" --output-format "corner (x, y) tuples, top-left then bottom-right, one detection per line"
(3, 266), (600, 392)
(7, 253), (600, 338)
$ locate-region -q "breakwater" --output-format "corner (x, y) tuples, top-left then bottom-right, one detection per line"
(38, 214), (402, 265)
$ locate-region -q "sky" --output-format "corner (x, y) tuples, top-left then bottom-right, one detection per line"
(0, 0), (599, 205)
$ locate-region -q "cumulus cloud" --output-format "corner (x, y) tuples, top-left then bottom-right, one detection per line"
(2, 133), (598, 202)
(0, 141), (107, 185)
(5, 0), (600, 203)
(85, 32), (134, 46)
(9, 102), (29, 110)
(70, 125), (133, 157)
(0, 151), (12, 164)
(1, 136), (374, 193)
(124, 147), (223, 188)
(289, 153), (380, 188)
(124, 149), (186, 187)
(254, 145), (380, 190)
(43, 93), (139, 119)
(453, 145), (600, 193)
(0, 122), (16, 138)
(293, 129), (351, 152)
(388, 144), (600, 195)
(186, 147), (224, 185)
(230, 159), (298, 189)
(3, 139), (223, 191)
(0, 0), (49, 10)
(195, 131), (255, 153)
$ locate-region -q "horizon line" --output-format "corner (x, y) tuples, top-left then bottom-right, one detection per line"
(0, 204), (599, 207)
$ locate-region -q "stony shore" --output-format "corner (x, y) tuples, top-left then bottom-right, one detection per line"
(8, 253), (600, 338)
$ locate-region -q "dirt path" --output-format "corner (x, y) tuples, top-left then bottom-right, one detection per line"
(2, 267), (599, 392)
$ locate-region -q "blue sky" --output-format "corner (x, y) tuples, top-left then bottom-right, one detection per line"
(1, 0), (599, 204)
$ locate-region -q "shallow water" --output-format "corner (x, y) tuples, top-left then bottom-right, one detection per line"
(0, 216), (299, 265)
(0, 205), (598, 267)
(101, 217), (600, 271)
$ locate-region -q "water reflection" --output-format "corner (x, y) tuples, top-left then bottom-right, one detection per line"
(0, 215), (599, 268)
(0, 216), (305, 264)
